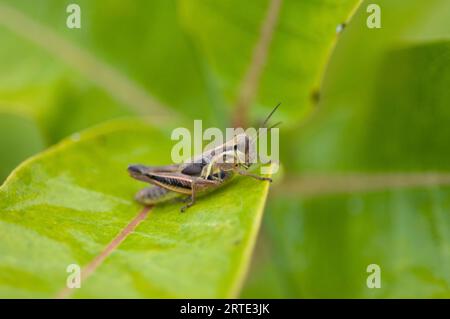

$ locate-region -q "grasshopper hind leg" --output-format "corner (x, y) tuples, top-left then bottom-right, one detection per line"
(180, 179), (198, 212)
(180, 195), (195, 212)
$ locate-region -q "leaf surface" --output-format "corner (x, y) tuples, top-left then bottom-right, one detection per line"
(0, 120), (270, 298)
(243, 0), (450, 298)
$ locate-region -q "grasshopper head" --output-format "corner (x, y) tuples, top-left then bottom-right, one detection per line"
(232, 132), (256, 167)
(128, 164), (152, 183)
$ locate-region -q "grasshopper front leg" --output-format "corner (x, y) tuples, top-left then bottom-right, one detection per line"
(238, 170), (272, 182)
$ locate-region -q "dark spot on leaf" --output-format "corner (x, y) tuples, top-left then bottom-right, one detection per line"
(311, 89), (321, 104)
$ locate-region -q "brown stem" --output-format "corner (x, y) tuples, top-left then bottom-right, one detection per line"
(232, 0), (283, 128)
(273, 173), (450, 198)
(56, 206), (151, 298)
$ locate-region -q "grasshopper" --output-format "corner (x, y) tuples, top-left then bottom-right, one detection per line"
(128, 104), (280, 212)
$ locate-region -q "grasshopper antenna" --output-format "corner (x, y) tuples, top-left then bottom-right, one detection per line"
(261, 102), (281, 128)
(255, 121), (282, 140)
(253, 103), (281, 140)
(268, 121), (282, 130)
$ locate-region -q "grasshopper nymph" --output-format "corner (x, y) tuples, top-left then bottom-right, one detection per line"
(128, 104), (280, 212)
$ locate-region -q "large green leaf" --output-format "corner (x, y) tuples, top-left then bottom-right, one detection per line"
(0, 0), (217, 124)
(243, 0), (450, 298)
(245, 187), (450, 298)
(179, 0), (360, 124)
(0, 0), (361, 181)
(0, 119), (271, 298)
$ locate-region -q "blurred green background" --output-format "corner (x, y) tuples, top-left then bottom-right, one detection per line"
(0, 0), (449, 298)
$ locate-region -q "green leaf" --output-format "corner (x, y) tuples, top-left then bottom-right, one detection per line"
(0, 119), (270, 298)
(0, 0), (228, 128)
(0, 0), (361, 131)
(243, 0), (450, 298)
(179, 0), (361, 125)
